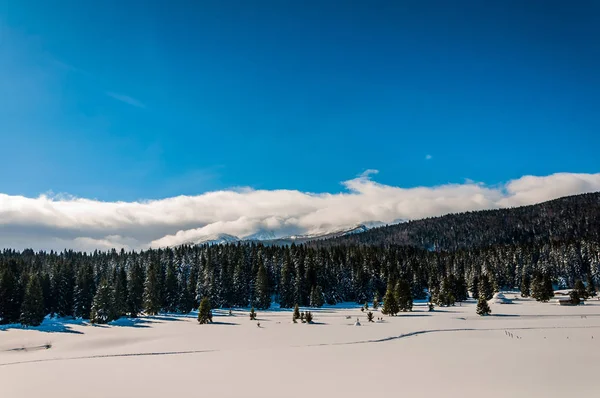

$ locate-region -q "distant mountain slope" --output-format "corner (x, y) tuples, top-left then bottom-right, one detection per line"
(314, 192), (600, 250)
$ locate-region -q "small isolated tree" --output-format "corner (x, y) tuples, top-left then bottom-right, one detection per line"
(367, 311), (374, 322)
(372, 294), (379, 310)
(569, 290), (581, 305)
(305, 311), (313, 324)
(476, 297), (491, 316)
(381, 283), (399, 316)
(300, 311), (305, 323)
(363, 301), (369, 311)
(586, 274), (597, 298)
(428, 302), (434, 311)
(573, 280), (588, 300)
(20, 274), (45, 327)
(293, 304), (300, 323)
(197, 297), (212, 324)
(90, 280), (116, 324)
(249, 307), (257, 320)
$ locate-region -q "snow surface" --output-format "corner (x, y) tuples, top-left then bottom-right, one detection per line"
(2, 298), (600, 397)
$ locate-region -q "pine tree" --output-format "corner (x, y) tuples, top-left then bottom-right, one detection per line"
(367, 311), (374, 322)
(0, 266), (22, 324)
(381, 281), (399, 316)
(278, 250), (294, 308)
(470, 274), (479, 299)
(310, 285), (324, 308)
(113, 266), (128, 317)
(197, 297), (212, 324)
(164, 260), (179, 312)
(520, 272), (531, 297)
(454, 274), (469, 302)
(586, 273), (597, 297)
(254, 260), (271, 310)
(74, 264), (95, 319)
(569, 289), (581, 305)
(143, 259), (162, 315)
(305, 311), (313, 324)
(372, 293), (379, 310)
(20, 274), (45, 327)
(437, 276), (454, 307)
(395, 279), (413, 311)
(543, 273), (555, 301)
(90, 280), (116, 324)
(478, 274), (494, 301)
(573, 279), (587, 300)
(127, 259), (145, 318)
(249, 307), (257, 320)
(476, 297), (491, 316)
(293, 304), (300, 322)
(56, 261), (75, 318)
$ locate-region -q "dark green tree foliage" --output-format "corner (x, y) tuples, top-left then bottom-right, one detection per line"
(569, 290), (581, 305)
(74, 263), (95, 319)
(249, 307), (257, 320)
(573, 279), (587, 300)
(520, 272), (531, 297)
(310, 285), (324, 308)
(90, 280), (116, 324)
(436, 276), (454, 307)
(127, 259), (145, 318)
(56, 261), (75, 317)
(478, 274), (494, 301)
(381, 280), (399, 316)
(586, 273), (597, 297)
(113, 266), (128, 317)
(470, 274), (479, 299)
(254, 259), (270, 309)
(453, 274), (469, 302)
(367, 311), (374, 322)
(278, 251), (294, 308)
(476, 297), (491, 316)
(41, 273), (53, 316)
(395, 279), (413, 312)
(0, 264), (21, 324)
(372, 293), (379, 310)
(143, 258), (162, 315)
(20, 274), (45, 327)
(543, 274), (555, 300)
(164, 259), (179, 313)
(531, 272), (554, 302)
(304, 311), (313, 324)
(293, 304), (300, 322)
(197, 297), (212, 324)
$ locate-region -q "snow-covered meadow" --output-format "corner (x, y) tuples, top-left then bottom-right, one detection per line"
(2, 297), (599, 397)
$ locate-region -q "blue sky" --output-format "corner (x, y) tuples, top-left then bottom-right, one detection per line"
(1, 0), (599, 202)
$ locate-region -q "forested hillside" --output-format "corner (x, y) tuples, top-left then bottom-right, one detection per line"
(317, 192), (600, 250)
(1, 193), (599, 326)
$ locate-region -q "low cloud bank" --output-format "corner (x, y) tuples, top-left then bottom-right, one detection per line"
(1, 171), (599, 251)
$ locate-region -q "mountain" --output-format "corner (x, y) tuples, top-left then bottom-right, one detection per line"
(190, 233), (240, 246)
(315, 192), (600, 250)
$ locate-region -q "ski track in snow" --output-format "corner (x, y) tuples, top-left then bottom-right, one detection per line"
(2, 324), (600, 368)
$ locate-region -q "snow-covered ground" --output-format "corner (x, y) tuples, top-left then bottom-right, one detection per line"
(2, 297), (600, 397)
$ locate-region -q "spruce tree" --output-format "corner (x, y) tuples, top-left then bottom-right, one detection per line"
(470, 274), (480, 299)
(20, 274), (45, 327)
(90, 280), (116, 324)
(293, 304), (300, 322)
(113, 266), (128, 317)
(372, 293), (379, 310)
(197, 297), (212, 324)
(144, 259), (162, 315)
(310, 285), (324, 308)
(542, 273), (555, 301)
(0, 266), (21, 324)
(164, 261), (179, 312)
(395, 279), (413, 312)
(476, 297), (491, 316)
(304, 311), (313, 324)
(586, 273), (597, 297)
(573, 279), (587, 300)
(478, 274), (494, 301)
(520, 272), (531, 297)
(74, 264), (95, 319)
(381, 281), (399, 316)
(254, 260), (271, 310)
(437, 276), (454, 307)
(278, 251), (294, 308)
(569, 290), (581, 305)
(249, 307), (257, 320)
(530, 272), (544, 301)
(127, 259), (145, 318)
(367, 311), (374, 322)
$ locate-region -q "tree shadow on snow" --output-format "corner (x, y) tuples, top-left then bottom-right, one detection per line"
(0, 318), (84, 334)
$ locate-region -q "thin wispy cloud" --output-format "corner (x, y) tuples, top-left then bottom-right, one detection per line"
(1, 172), (599, 251)
(425, 154), (432, 160)
(106, 92), (146, 108)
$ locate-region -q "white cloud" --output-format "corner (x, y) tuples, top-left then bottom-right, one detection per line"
(106, 92), (146, 108)
(0, 171), (599, 251)
(425, 154), (432, 160)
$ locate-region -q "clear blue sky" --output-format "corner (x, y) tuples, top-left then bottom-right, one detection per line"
(1, 0), (599, 201)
